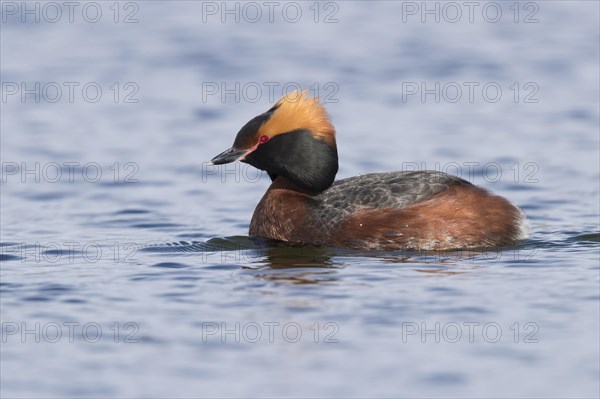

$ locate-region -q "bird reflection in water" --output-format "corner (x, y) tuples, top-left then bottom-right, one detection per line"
(242, 243), (341, 285)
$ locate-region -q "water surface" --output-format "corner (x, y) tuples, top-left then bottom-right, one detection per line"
(1, 2), (599, 397)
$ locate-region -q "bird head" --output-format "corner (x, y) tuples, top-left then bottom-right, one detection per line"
(210, 90), (338, 192)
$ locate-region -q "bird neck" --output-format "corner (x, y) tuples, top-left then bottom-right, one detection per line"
(268, 175), (320, 196)
(247, 129), (338, 193)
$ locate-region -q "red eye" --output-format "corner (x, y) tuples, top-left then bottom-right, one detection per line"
(259, 135), (270, 143)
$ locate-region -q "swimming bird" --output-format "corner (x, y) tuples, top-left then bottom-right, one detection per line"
(210, 91), (526, 250)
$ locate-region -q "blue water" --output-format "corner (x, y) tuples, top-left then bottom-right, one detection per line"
(1, 1), (599, 397)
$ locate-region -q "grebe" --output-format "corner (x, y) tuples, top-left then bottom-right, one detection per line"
(210, 91), (525, 250)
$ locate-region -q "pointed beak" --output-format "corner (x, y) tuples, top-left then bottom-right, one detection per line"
(209, 147), (248, 165)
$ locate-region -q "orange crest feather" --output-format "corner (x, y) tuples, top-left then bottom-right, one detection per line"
(258, 90), (336, 145)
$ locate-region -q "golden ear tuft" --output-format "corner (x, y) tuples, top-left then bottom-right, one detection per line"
(258, 90), (336, 145)
(274, 89), (317, 106)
